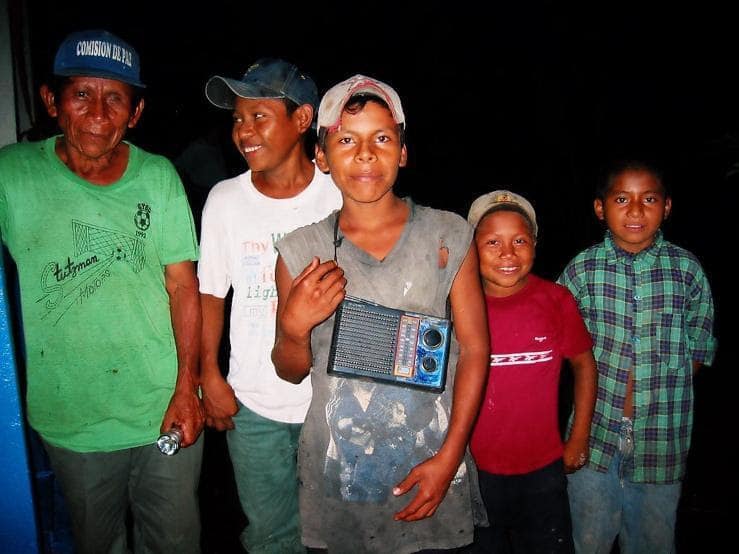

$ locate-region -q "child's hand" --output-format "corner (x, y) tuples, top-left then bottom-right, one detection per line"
(281, 257), (346, 340)
(392, 452), (458, 522)
(563, 435), (590, 473)
(200, 371), (238, 431)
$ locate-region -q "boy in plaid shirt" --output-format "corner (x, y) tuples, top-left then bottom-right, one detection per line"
(558, 161), (717, 552)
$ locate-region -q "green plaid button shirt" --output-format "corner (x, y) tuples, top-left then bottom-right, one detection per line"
(558, 232), (716, 483)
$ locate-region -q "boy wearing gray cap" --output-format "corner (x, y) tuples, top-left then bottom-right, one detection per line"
(271, 74), (489, 552)
(466, 190), (597, 552)
(198, 58), (341, 553)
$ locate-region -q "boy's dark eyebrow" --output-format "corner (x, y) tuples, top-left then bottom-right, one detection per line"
(608, 188), (663, 195)
(336, 126), (398, 134)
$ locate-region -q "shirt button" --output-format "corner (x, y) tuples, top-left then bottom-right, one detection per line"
(632, 336), (641, 343)
(634, 295), (641, 301)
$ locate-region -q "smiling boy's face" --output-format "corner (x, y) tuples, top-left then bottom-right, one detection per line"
(316, 100), (406, 206)
(475, 210), (536, 298)
(231, 97), (309, 172)
(594, 169), (672, 253)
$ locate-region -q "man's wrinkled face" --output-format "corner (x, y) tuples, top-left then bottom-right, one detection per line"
(44, 76), (143, 161)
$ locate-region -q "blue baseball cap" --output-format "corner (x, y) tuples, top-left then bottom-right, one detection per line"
(53, 29), (145, 88)
(205, 58), (318, 110)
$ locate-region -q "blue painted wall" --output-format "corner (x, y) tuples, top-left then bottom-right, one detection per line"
(0, 253), (40, 553)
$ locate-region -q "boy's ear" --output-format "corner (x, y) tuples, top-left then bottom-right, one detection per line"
(593, 198), (605, 221)
(399, 144), (408, 167)
(294, 104), (314, 134)
(315, 144), (330, 174)
(663, 197), (672, 220)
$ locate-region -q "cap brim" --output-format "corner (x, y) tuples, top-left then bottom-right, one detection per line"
(54, 68), (146, 88)
(205, 76), (285, 109)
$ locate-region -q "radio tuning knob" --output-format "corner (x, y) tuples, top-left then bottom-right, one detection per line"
(422, 356), (438, 373)
(423, 328), (443, 348)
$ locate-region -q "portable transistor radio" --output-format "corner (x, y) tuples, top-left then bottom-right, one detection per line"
(327, 295), (451, 393)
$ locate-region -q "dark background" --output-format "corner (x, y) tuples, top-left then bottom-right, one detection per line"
(12, 0), (734, 551)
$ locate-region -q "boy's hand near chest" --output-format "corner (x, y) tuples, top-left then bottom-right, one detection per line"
(392, 449), (460, 521)
(281, 256), (346, 339)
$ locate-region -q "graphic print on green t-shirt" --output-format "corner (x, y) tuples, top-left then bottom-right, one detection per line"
(38, 219), (147, 325)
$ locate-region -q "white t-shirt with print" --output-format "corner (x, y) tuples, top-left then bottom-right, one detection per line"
(198, 166), (342, 423)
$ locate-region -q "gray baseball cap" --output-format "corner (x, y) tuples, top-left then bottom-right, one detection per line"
(467, 190), (538, 237)
(317, 74), (405, 131)
(205, 58), (318, 110)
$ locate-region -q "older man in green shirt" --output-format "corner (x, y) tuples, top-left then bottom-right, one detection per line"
(0, 29), (203, 553)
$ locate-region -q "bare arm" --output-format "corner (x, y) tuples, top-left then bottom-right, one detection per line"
(393, 244), (490, 521)
(563, 349), (597, 473)
(200, 293), (238, 430)
(161, 260), (204, 447)
(272, 255), (346, 384)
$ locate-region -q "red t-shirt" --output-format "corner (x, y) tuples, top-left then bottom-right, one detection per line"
(470, 274), (593, 475)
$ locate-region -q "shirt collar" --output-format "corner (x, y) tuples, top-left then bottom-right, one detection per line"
(604, 230), (664, 267)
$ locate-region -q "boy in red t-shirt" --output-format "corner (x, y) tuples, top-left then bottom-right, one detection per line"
(467, 190), (597, 553)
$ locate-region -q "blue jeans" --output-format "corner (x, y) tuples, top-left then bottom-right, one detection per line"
(567, 418), (682, 554)
(43, 434), (203, 554)
(227, 401), (304, 554)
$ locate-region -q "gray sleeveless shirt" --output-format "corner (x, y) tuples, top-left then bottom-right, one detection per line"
(277, 199), (485, 553)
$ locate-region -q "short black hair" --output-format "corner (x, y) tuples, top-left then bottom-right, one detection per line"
(317, 93), (405, 150)
(597, 160), (670, 200)
(280, 97), (315, 155)
(280, 97), (300, 117)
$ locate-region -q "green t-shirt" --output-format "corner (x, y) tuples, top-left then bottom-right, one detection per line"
(0, 136), (198, 452)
